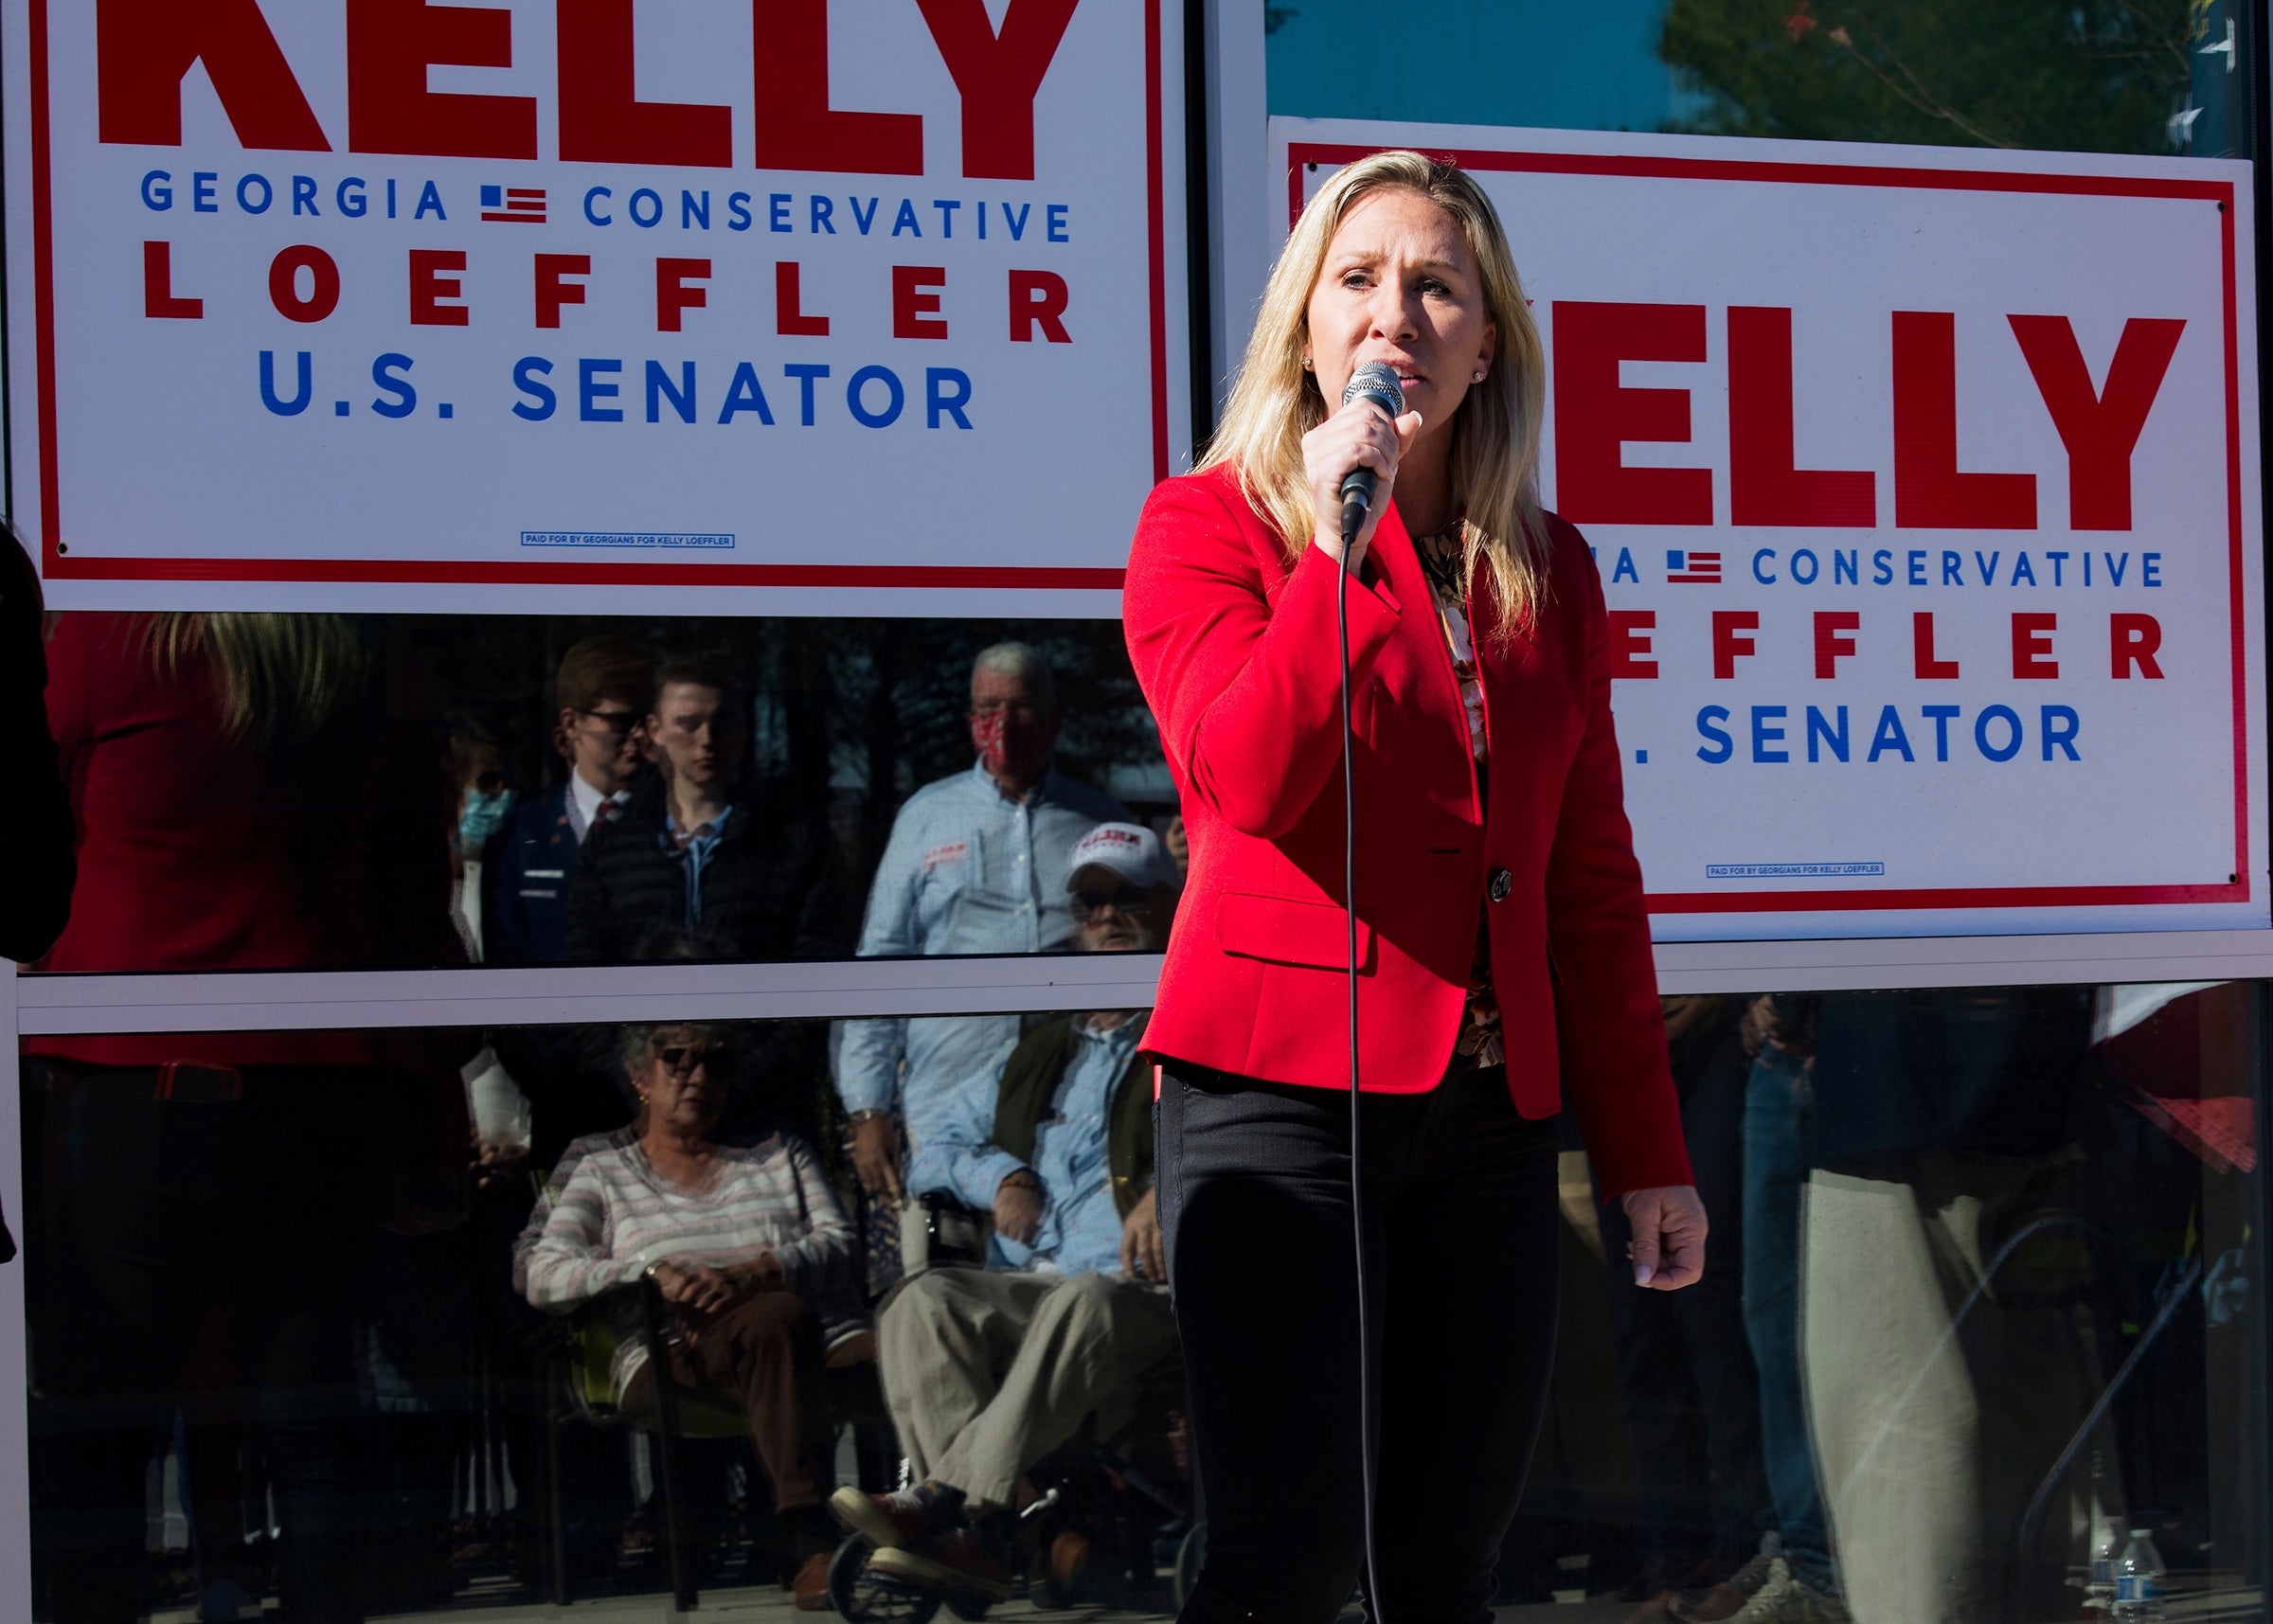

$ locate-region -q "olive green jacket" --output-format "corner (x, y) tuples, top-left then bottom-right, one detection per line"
(990, 1012), (1154, 1219)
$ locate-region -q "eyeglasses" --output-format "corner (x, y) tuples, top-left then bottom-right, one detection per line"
(581, 708), (646, 737)
(1071, 887), (1144, 919)
(657, 1044), (719, 1076)
(971, 699), (1043, 722)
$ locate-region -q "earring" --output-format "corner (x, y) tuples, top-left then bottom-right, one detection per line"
(1473, 368), (1487, 382)
(1302, 358), (1315, 371)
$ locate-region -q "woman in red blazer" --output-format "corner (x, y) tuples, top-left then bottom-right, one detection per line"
(1125, 152), (1706, 1622)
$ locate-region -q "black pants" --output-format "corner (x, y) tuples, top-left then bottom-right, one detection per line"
(30, 1065), (398, 1624)
(1599, 1014), (1771, 1571)
(1156, 1062), (1562, 1624)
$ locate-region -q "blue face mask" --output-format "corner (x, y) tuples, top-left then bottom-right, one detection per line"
(456, 787), (517, 856)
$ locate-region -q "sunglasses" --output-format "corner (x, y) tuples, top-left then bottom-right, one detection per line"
(657, 1044), (720, 1076)
(582, 708), (646, 736)
(1071, 887), (1144, 919)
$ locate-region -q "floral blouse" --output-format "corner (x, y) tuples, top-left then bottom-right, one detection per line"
(1414, 528), (1505, 1072)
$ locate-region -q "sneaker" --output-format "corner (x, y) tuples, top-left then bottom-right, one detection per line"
(867, 1529), (1017, 1601)
(1726, 1559), (1852, 1624)
(829, 1484), (943, 1550)
(1673, 1551), (1780, 1622)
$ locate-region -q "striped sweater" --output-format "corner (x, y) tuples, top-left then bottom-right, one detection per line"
(521, 1126), (868, 1395)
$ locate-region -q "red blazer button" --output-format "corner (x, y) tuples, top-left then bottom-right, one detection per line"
(1488, 868), (1513, 902)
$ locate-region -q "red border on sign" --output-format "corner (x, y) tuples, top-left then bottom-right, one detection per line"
(1290, 139), (2252, 918)
(27, 0), (1172, 592)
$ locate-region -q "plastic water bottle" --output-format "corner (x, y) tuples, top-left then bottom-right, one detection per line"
(2084, 1451), (2118, 1616)
(2086, 1526), (2119, 1615)
(2113, 1527), (2165, 1622)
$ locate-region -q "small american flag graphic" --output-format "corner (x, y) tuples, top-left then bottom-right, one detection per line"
(480, 186), (547, 223)
(1667, 549), (1723, 584)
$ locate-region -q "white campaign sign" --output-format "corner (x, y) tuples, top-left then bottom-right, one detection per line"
(1277, 119), (2267, 940)
(7, 0), (1184, 614)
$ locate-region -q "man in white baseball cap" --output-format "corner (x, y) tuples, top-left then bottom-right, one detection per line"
(1062, 821), (1180, 954)
(832, 826), (1180, 1592)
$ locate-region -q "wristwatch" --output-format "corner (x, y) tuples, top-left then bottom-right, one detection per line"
(847, 1108), (888, 1125)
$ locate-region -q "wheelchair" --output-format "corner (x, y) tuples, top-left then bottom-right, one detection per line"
(828, 1193), (1204, 1622)
(538, 1274), (886, 1612)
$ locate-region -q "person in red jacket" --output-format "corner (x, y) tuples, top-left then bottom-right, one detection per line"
(1123, 151), (1707, 1623)
(28, 611), (465, 1624)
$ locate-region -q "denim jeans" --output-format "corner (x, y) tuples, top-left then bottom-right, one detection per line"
(1156, 1062), (1561, 1624)
(1742, 1043), (1837, 1593)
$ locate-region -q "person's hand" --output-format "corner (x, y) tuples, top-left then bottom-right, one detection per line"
(1739, 994), (1780, 1057)
(994, 1175), (1045, 1245)
(726, 1252), (785, 1295)
(471, 1139), (529, 1190)
(1620, 1186), (1708, 1291)
(850, 1115), (904, 1198)
(652, 1260), (738, 1312)
(1162, 816), (1189, 875)
(1303, 391), (1423, 574)
(1119, 1187), (1166, 1282)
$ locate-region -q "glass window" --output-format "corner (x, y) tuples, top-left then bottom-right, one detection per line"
(31, 611), (1171, 974)
(18, 982), (2258, 1616)
(1268, 0), (2236, 159)
(1516, 982), (2262, 1617)
(20, 1002), (1191, 1617)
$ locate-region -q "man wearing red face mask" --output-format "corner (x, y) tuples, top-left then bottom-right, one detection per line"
(834, 645), (1131, 1222)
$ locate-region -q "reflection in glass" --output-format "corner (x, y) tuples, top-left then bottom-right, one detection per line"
(16, 981), (2259, 1619)
(1660, 2), (2194, 157)
(1546, 985), (2261, 1624)
(31, 614), (1169, 976)
(834, 643), (1148, 1299)
(22, 999), (1198, 1618)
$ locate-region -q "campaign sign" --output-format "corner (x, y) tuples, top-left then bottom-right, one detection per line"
(8, 0), (1186, 609)
(1279, 120), (2267, 939)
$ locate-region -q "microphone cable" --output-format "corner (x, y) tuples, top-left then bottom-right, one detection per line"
(1333, 359), (1402, 1617)
(1337, 479), (1383, 1624)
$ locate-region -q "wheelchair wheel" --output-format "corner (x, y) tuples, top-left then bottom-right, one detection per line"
(828, 1533), (942, 1624)
(1172, 1520), (1204, 1611)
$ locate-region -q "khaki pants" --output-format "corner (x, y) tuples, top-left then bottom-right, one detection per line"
(1803, 1151), (2117, 1624)
(879, 1268), (1176, 1509)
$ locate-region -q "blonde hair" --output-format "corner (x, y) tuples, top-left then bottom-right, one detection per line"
(144, 613), (371, 748)
(1201, 150), (1550, 629)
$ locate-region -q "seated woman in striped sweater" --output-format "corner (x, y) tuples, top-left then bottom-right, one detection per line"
(521, 1021), (872, 1603)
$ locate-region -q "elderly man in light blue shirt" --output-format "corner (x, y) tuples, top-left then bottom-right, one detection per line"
(835, 644), (1128, 1204)
(831, 825), (1181, 1596)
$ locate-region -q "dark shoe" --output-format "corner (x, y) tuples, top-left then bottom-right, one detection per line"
(1621, 1553), (1716, 1605)
(829, 1485), (939, 1551)
(868, 1529), (1016, 1601)
(1674, 1551), (1779, 1623)
(792, 1551), (833, 1611)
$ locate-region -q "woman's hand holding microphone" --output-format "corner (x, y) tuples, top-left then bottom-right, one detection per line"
(1302, 376), (1423, 577)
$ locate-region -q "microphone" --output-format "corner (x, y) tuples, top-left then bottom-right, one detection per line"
(1337, 360), (1406, 544)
